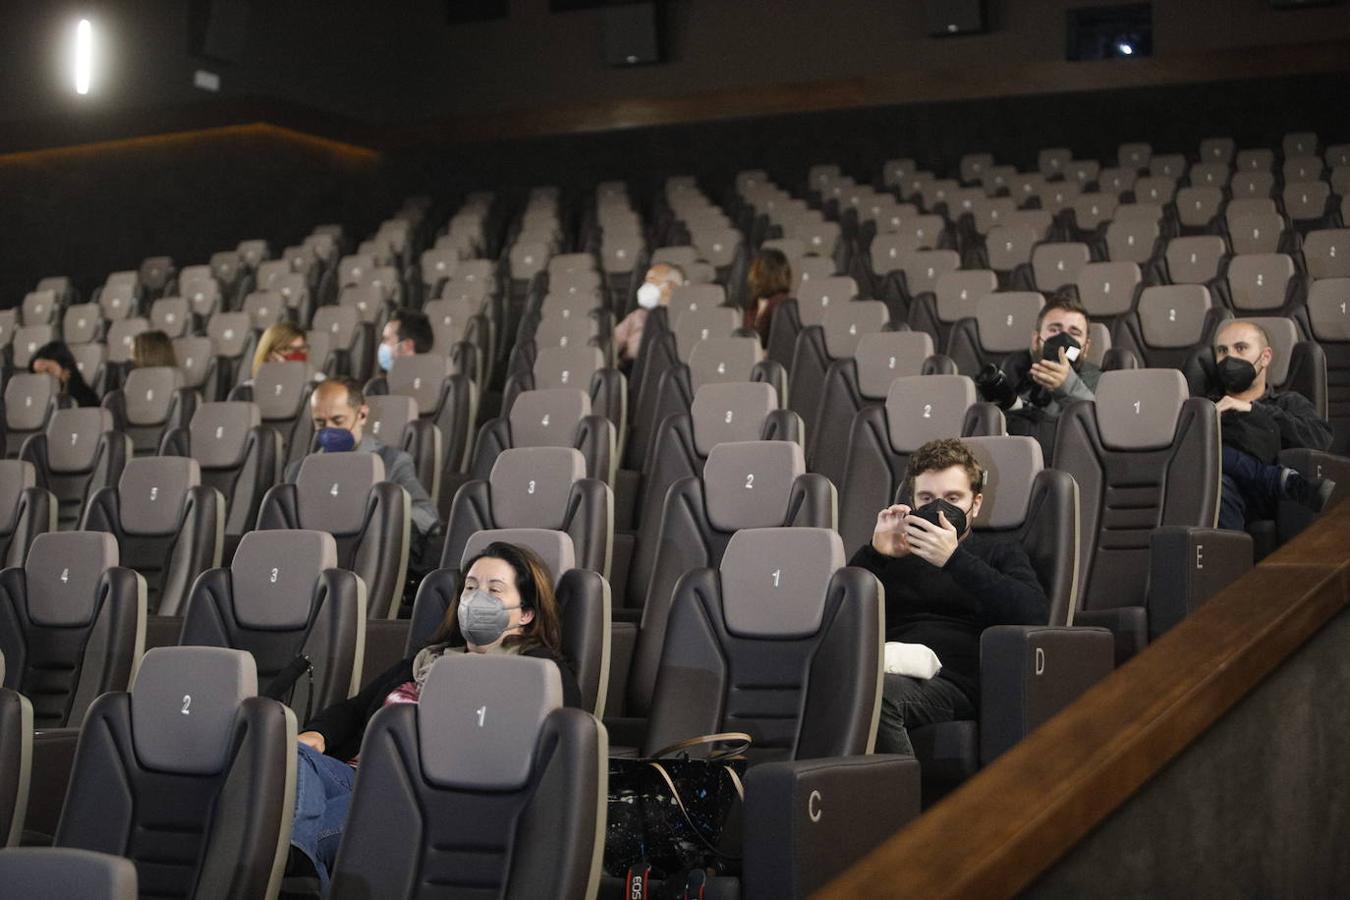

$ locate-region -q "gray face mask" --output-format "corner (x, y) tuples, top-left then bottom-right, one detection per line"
(457, 588), (522, 647)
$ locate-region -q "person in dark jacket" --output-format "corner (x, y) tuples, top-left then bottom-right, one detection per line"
(1208, 320), (1335, 529)
(288, 541), (582, 887)
(849, 438), (1048, 756)
(29, 341), (100, 407)
(742, 248), (792, 344)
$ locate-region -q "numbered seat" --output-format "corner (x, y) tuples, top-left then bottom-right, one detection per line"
(363, 394), (443, 508)
(328, 653), (604, 900)
(242, 290), (284, 332)
(1175, 186), (1225, 234)
(1073, 261), (1145, 330)
(1054, 369), (1245, 663)
(20, 290), (58, 328)
(469, 387), (615, 488)
(258, 451), (410, 619)
(442, 447), (613, 583)
(230, 360), (315, 473)
(1158, 235), (1228, 286)
(96, 282), (139, 323)
(9, 325), (54, 372)
(788, 299), (894, 442)
(1216, 253), (1309, 331)
(146, 295), (189, 338)
(613, 441), (835, 736)
(101, 366), (196, 456)
(60, 303), (102, 345)
(20, 408), (130, 529)
(502, 345), (626, 460)
(1183, 316), (1328, 422)
(270, 271), (313, 327)
(159, 401), (282, 541)
(366, 353), (477, 490)
(1226, 209), (1292, 256)
(764, 275), (859, 371)
(171, 335), (216, 397)
(1030, 243), (1092, 293)
(0, 848), (136, 899)
(179, 267), (222, 328)
(424, 296), (492, 386)
(206, 312), (258, 399)
(1306, 278), (1350, 453)
(0, 650), (33, 848)
(179, 530), (365, 720)
(80, 456), (222, 616)
(0, 460), (55, 569)
(3, 374), (60, 460)
(906, 269), (999, 352)
(52, 647), (294, 900)
(809, 331), (956, 487)
(208, 251), (247, 308)
(1105, 217), (1164, 266)
(310, 304), (363, 379)
(1282, 181), (1336, 234)
(1113, 285), (1232, 369)
(1303, 229), (1350, 280)
(945, 292), (1047, 377)
(860, 248), (960, 323)
(408, 528), (611, 718)
(0, 532), (143, 728)
(837, 375), (1006, 552)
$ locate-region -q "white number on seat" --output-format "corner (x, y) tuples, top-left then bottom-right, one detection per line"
(476, 705), (486, 727)
(771, 569), (781, 587)
(528, 480), (536, 494)
(888, 356), (896, 369)
(745, 473), (755, 490)
(60, 568), (69, 583)
(330, 483), (340, 497)
(541, 414), (550, 427)
(181, 695), (192, 716)
(560, 370), (570, 384)
(717, 362), (727, 375)
(270, 567), (279, 583)
(922, 404), (932, 418)
(149, 486), (159, 502)
(1133, 400), (1141, 414)
(724, 410), (734, 424)
(1168, 308), (1177, 322)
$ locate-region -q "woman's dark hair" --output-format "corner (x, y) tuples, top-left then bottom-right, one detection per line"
(30, 340), (97, 403)
(745, 248), (793, 307)
(429, 541), (564, 654)
(132, 330), (177, 368)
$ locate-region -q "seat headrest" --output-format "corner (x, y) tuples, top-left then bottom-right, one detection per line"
(25, 531), (120, 627)
(365, 394), (419, 445)
(47, 408), (114, 474)
(106, 319), (148, 364)
(1233, 316), (1298, 385)
(122, 367), (183, 427)
(0, 459), (36, 532)
(509, 389), (590, 448)
(488, 447), (585, 530)
(461, 528), (576, 584)
(208, 313), (252, 356)
(118, 456), (201, 536)
(418, 654), (562, 791)
(1076, 261), (1142, 318)
(821, 300), (889, 360)
(673, 306), (740, 362)
(703, 441), (806, 532)
(242, 291), (282, 330)
(231, 530), (338, 629)
(688, 337), (762, 391)
(312, 305), (358, 348)
(885, 375), (977, 453)
(962, 436), (1044, 530)
(131, 647), (257, 777)
(339, 285), (383, 325)
(533, 310), (598, 349)
(976, 293), (1045, 354)
(190, 402), (261, 469)
(1306, 278), (1350, 343)
(173, 337), (213, 389)
(296, 451), (384, 534)
(1094, 369), (1189, 451)
(389, 354), (451, 413)
(855, 331), (936, 398)
(1227, 253), (1295, 311)
(4, 373), (56, 432)
(1138, 285), (1212, 348)
(797, 277), (859, 328)
(533, 345), (603, 391)
(689, 382), (777, 456)
(720, 527), (844, 639)
(253, 361), (310, 419)
(936, 270), (999, 324)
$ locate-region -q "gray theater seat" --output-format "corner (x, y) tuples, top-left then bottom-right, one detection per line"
(53, 646), (295, 900)
(631, 527), (919, 898)
(0, 650), (33, 847)
(364, 353), (477, 483)
(502, 344), (627, 455)
(328, 654), (605, 900)
(149, 296), (190, 338)
(425, 295), (492, 385)
(1114, 284), (1233, 369)
(443, 447), (613, 581)
(837, 374), (1007, 553)
(179, 530), (365, 720)
(159, 401), (281, 540)
(311, 305), (365, 379)
(787, 298), (894, 442)
(945, 291), (1047, 376)
(0, 848), (136, 899)
(3, 374), (60, 461)
(258, 451), (410, 619)
(906, 268), (999, 351)
(20, 408), (131, 530)
(1307, 278), (1350, 453)
(764, 275), (859, 370)
(207, 311), (258, 399)
(101, 366), (197, 456)
(0, 532), (144, 729)
(230, 360), (315, 472)
(0, 460), (55, 570)
(81, 456), (223, 616)
(1182, 315), (1328, 419)
(409, 528), (611, 717)
(62, 303), (103, 345)
(364, 394), (443, 506)
(469, 387), (617, 486)
(1054, 369), (1251, 662)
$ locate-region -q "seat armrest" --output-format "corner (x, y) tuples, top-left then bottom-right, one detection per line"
(26, 728), (81, 844)
(978, 625), (1115, 765)
(1146, 526), (1252, 640)
(1276, 449), (1350, 543)
(743, 755), (920, 899)
(1074, 607), (1149, 665)
(607, 620), (638, 719)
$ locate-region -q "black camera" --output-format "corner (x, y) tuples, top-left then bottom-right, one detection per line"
(974, 363), (1018, 410)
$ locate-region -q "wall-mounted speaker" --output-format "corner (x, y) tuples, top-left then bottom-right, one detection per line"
(188, 0), (250, 63)
(601, 2), (663, 66)
(924, 0), (988, 36)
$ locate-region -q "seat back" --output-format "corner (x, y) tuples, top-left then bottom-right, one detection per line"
(1165, 236), (1227, 285)
(1075, 261), (1143, 322)
(110, 366), (189, 456)
(0, 460), (54, 569)
(10, 326), (53, 371)
(0, 532), (142, 728)
(1306, 278), (1350, 452)
(1303, 229), (1350, 280)
(250, 360), (314, 470)
(0, 848), (137, 899)
(947, 292), (1045, 375)
(24, 408), (129, 529)
(329, 654), (604, 900)
(172, 336), (214, 393)
(179, 401), (278, 536)
(644, 527), (879, 762)
(1225, 253), (1297, 313)
(21, 290), (57, 328)
(1032, 243), (1091, 292)
(4, 374), (59, 456)
(1117, 284), (1226, 369)
(149, 297), (190, 338)
(54, 646), (295, 900)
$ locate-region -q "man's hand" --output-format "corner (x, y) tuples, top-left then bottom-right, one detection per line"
(298, 731), (326, 753)
(904, 511), (961, 568)
(871, 505), (911, 557)
(1215, 395), (1252, 414)
(1029, 346), (1072, 392)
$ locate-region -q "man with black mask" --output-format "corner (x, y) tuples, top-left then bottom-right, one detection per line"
(975, 297), (1100, 457)
(1208, 320), (1335, 529)
(848, 438), (1048, 756)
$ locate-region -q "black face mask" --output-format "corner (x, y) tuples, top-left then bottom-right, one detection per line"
(912, 498), (970, 537)
(1217, 356), (1259, 395)
(1041, 332), (1084, 367)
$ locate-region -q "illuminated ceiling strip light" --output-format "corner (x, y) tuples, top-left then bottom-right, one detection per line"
(75, 19), (92, 95)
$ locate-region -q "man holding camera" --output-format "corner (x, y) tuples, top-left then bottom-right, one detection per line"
(849, 438), (1048, 756)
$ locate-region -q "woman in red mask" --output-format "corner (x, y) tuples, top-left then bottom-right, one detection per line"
(252, 321), (308, 378)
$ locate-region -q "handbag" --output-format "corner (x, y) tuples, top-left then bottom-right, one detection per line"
(603, 733), (751, 879)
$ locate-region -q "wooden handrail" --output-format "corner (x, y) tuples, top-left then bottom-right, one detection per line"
(817, 503), (1350, 899)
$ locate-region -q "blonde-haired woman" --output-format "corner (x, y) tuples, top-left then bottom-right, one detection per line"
(252, 321), (308, 378)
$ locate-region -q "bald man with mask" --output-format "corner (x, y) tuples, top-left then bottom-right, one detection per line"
(613, 262), (685, 364)
(1208, 320), (1335, 530)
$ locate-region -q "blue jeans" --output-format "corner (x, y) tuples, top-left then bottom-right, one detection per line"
(1220, 446), (1285, 530)
(291, 743), (357, 890)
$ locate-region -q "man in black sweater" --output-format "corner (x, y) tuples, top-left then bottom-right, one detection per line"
(849, 438), (1049, 756)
